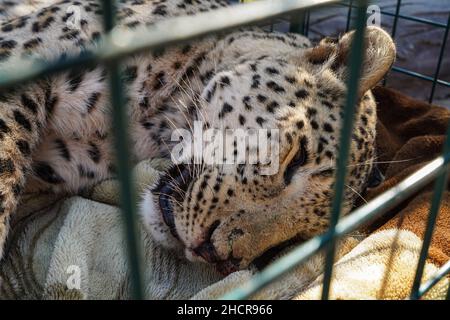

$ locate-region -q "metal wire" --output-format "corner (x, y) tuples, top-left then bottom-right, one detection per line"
(0, 0), (340, 90)
(345, 0), (353, 32)
(391, 66), (450, 88)
(101, 0), (144, 300)
(416, 260), (450, 299)
(321, 0), (367, 300)
(341, 2), (449, 28)
(391, 0), (402, 38)
(429, 13), (450, 103)
(289, 11), (306, 34)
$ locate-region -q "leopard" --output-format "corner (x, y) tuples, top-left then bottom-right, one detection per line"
(0, 0), (395, 274)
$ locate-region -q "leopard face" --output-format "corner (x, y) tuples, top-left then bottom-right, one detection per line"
(141, 27), (395, 274)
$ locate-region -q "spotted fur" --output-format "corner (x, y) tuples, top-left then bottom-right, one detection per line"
(0, 0), (395, 273)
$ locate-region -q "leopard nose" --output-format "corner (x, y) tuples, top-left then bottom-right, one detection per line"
(192, 241), (220, 263)
(192, 220), (221, 263)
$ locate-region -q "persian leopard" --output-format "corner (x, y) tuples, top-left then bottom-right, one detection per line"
(0, 0), (395, 274)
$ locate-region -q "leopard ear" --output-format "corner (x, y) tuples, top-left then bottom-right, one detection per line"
(305, 27), (396, 97)
(333, 26), (396, 96)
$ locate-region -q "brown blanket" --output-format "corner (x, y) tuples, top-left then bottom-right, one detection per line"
(367, 87), (450, 268)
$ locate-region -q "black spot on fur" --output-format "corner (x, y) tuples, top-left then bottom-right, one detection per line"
(78, 165), (95, 179)
(55, 139), (71, 161)
(256, 116), (266, 127)
(67, 70), (84, 92)
(23, 37), (42, 50)
(265, 67), (279, 75)
(181, 44), (192, 54)
(123, 65), (138, 83)
(220, 76), (230, 87)
(88, 142), (101, 163)
(141, 120), (154, 129)
(285, 76), (296, 84)
(255, 94), (266, 103)
(306, 108), (317, 119)
(12, 183), (22, 196)
(0, 118), (11, 135)
(21, 94), (38, 114)
(153, 71), (165, 90)
(173, 61), (182, 69)
(242, 96), (252, 111)
(285, 132), (293, 144)
(323, 123), (334, 133)
(33, 161), (64, 184)
(0, 158), (15, 175)
(295, 89), (309, 100)
(1, 24), (13, 32)
(86, 92), (101, 113)
(1, 40), (17, 49)
(44, 90), (58, 116)
(238, 114), (246, 125)
(219, 102), (233, 118)
(251, 74), (261, 89)
(266, 101), (279, 113)
(266, 81), (285, 93)
(16, 140), (31, 156)
(314, 208), (326, 217)
(200, 70), (214, 84)
(322, 100), (334, 109)
(205, 82), (217, 103)
(361, 115), (368, 126)
(13, 110), (32, 131)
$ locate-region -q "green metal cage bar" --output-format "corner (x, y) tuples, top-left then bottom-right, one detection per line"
(289, 11), (307, 34)
(428, 13), (450, 104)
(0, 0), (448, 300)
(0, 0), (340, 90)
(321, 1), (367, 300)
(101, 0), (144, 299)
(417, 260), (450, 299)
(345, 0), (353, 32)
(390, 67), (450, 88)
(390, 0), (402, 38)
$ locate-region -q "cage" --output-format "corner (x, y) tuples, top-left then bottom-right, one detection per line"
(0, 0), (448, 300)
